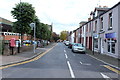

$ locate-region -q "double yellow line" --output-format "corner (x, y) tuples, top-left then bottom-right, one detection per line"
(0, 44), (57, 70)
(103, 65), (120, 74)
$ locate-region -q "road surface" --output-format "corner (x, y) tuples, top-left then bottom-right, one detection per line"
(2, 43), (119, 79)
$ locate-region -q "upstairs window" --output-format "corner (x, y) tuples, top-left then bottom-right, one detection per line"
(86, 24), (88, 32)
(101, 17), (103, 30)
(108, 12), (112, 30)
(89, 22), (91, 32)
(95, 21), (97, 32)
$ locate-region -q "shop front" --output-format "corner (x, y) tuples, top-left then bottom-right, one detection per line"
(105, 32), (117, 54)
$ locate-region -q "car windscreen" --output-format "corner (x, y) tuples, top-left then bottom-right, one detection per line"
(74, 44), (83, 47)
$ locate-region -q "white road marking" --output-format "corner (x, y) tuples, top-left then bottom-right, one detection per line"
(80, 61), (83, 64)
(64, 50), (66, 52)
(80, 61), (91, 65)
(65, 54), (68, 59)
(67, 61), (75, 78)
(86, 54), (120, 70)
(82, 63), (91, 65)
(100, 73), (110, 78)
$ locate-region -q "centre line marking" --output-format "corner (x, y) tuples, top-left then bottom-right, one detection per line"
(100, 73), (110, 78)
(67, 61), (75, 78)
(80, 61), (83, 64)
(64, 50), (66, 52)
(82, 63), (91, 65)
(65, 54), (68, 59)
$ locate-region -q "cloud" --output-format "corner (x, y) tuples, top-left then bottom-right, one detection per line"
(1, 0), (120, 34)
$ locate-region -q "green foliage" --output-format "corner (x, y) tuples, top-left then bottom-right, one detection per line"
(11, 2), (36, 34)
(52, 32), (60, 42)
(40, 24), (52, 40)
(11, 2), (52, 41)
(60, 31), (68, 40)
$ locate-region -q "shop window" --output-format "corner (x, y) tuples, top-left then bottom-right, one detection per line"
(107, 39), (115, 54)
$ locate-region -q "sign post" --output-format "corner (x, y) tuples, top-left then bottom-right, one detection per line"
(30, 23), (36, 54)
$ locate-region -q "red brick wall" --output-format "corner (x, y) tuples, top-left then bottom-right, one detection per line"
(3, 35), (29, 40)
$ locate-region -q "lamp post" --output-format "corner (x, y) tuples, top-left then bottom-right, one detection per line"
(30, 23), (36, 54)
(92, 33), (95, 55)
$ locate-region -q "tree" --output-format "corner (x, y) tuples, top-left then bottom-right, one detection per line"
(11, 2), (36, 39)
(52, 32), (60, 42)
(38, 23), (52, 40)
(60, 31), (68, 40)
(34, 16), (41, 39)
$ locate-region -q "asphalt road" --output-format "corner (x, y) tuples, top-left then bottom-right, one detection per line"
(2, 43), (120, 79)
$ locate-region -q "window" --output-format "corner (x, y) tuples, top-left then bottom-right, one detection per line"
(108, 13), (112, 30)
(86, 24), (88, 32)
(101, 17), (103, 30)
(89, 22), (91, 32)
(95, 21), (97, 32)
(107, 39), (115, 54)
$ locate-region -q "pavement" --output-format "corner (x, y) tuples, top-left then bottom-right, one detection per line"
(0, 42), (56, 66)
(86, 49), (120, 69)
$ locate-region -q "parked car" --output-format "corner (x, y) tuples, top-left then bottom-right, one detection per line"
(72, 43), (86, 53)
(23, 40), (31, 46)
(63, 40), (66, 44)
(68, 42), (75, 49)
(64, 41), (70, 46)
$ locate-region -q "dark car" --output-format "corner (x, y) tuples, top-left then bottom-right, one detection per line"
(68, 43), (75, 49)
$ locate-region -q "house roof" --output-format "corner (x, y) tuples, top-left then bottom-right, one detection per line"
(94, 7), (110, 12)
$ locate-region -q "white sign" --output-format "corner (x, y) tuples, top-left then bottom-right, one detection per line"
(29, 23), (35, 30)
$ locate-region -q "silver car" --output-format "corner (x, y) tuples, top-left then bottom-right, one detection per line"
(64, 41), (70, 46)
(72, 43), (86, 53)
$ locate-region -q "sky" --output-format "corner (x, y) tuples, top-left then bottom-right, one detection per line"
(1, 0), (120, 34)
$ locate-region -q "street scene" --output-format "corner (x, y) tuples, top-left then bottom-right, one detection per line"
(0, 0), (120, 80)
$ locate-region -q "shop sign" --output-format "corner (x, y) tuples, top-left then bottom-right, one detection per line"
(105, 32), (116, 38)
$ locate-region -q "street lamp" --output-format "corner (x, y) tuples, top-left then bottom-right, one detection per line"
(30, 23), (36, 54)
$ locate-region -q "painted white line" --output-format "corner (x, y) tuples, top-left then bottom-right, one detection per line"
(67, 61), (75, 78)
(64, 50), (66, 53)
(80, 61), (91, 65)
(100, 73), (110, 78)
(65, 54), (68, 59)
(86, 54), (120, 70)
(82, 63), (91, 65)
(80, 61), (83, 64)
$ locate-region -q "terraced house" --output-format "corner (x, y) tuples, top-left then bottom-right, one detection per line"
(69, 2), (120, 59)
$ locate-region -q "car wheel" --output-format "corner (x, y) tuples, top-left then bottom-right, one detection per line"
(72, 49), (75, 53)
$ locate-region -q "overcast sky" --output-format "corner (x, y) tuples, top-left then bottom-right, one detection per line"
(1, 0), (120, 34)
